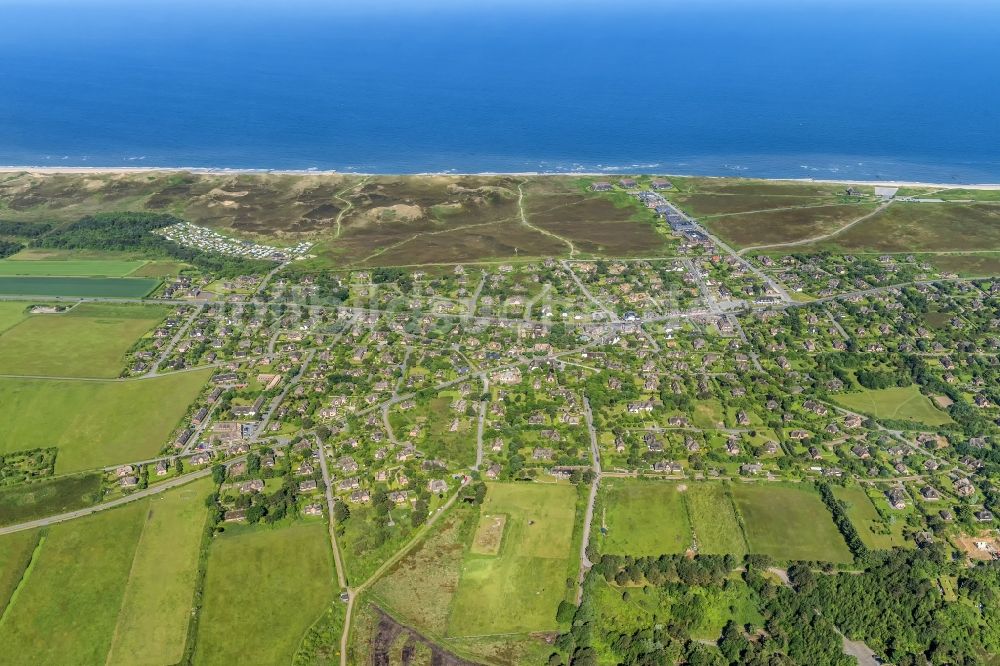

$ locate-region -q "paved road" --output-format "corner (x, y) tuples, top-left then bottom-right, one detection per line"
(317, 438), (348, 590)
(576, 397), (602, 603)
(474, 377), (489, 470)
(0, 467), (212, 536)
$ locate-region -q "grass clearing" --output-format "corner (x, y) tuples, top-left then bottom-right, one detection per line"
(733, 484), (852, 563)
(833, 385), (953, 426)
(0, 370), (211, 473)
(0, 302), (169, 378)
(0, 474), (102, 526)
(447, 482), (576, 636)
(106, 478), (214, 666)
(685, 482), (748, 555)
(599, 479), (691, 556)
(0, 501), (148, 665)
(832, 485), (910, 550)
(0, 259), (147, 277)
(194, 521), (336, 665)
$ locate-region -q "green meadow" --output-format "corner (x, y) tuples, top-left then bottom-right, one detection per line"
(106, 478), (213, 666)
(685, 482), (748, 556)
(194, 521), (337, 665)
(0, 302), (169, 378)
(733, 484), (852, 563)
(0, 502), (149, 665)
(0, 369), (211, 473)
(600, 478), (691, 555)
(448, 482), (577, 636)
(833, 385), (953, 427)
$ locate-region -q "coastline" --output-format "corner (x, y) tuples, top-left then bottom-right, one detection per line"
(1, 165), (1000, 190)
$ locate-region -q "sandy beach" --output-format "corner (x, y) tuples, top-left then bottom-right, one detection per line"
(1, 165), (999, 190)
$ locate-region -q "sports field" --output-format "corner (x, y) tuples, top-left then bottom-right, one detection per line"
(732, 484), (852, 563)
(0, 276), (158, 298)
(447, 482), (577, 636)
(600, 479), (691, 555)
(831, 485), (910, 550)
(106, 478), (213, 666)
(0, 302), (169, 378)
(0, 369), (211, 473)
(0, 259), (147, 277)
(194, 521), (337, 665)
(0, 501), (148, 665)
(833, 385), (953, 426)
(684, 482), (748, 555)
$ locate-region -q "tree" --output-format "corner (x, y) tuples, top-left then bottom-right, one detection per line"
(211, 464), (227, 485)
(333, 500), (350, 523)
(557, 600), (577, 624)
(246, 504), (266, 524)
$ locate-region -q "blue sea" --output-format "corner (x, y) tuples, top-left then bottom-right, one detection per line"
(1, 0), (999, 182)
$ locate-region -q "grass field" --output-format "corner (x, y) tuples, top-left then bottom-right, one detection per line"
(684, 483), (748, 555)
(832, 485), (910, 550)
(0, 276), (159, 298)
(106, 478), (213, 666)
(600, 479), (691, 555)
(0, 370), (211, 473)
(0, 473), (102, 526)
(0, 529), (41, 613)
(0, 259), (147, 277)
(194, 521), (336, 665)
(0, 301), (29, 334)
(448, 482), (577, 636)
(0, 501), (148, 665)
(732, 484), (852, 563)
(0, 302), (169, 378)
(833, 385), (953, 426)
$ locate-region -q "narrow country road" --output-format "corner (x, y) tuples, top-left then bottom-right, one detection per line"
(577, 397), (602, 603)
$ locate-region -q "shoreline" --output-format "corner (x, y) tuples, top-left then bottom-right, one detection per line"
(1, 165), (1000, 190)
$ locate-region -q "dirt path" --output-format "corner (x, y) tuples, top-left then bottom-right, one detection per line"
(516, 181), (577, 257)
(333, 177), (371, 240)
(737, 201), (892, 255)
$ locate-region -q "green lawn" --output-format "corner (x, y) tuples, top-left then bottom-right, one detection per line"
(0, 302), (169, 378)
(833, 385), (953, 426)
(0, 276), (159, 298)
(0, 474), (102, 526)
(194, 521), (337, 665)
(106, 478), (213, 666)
(832, 485), (911, 550)
(0, 369), (211, 473)
(600, 479), (691, 555)
(0, 259), (147, 277)
(691, 399), (725, 428)
(733, 484), (853, 563)
(685, 483), (748, 555)
(448, 482), (577, 636)
(0, 501), (148, 665)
